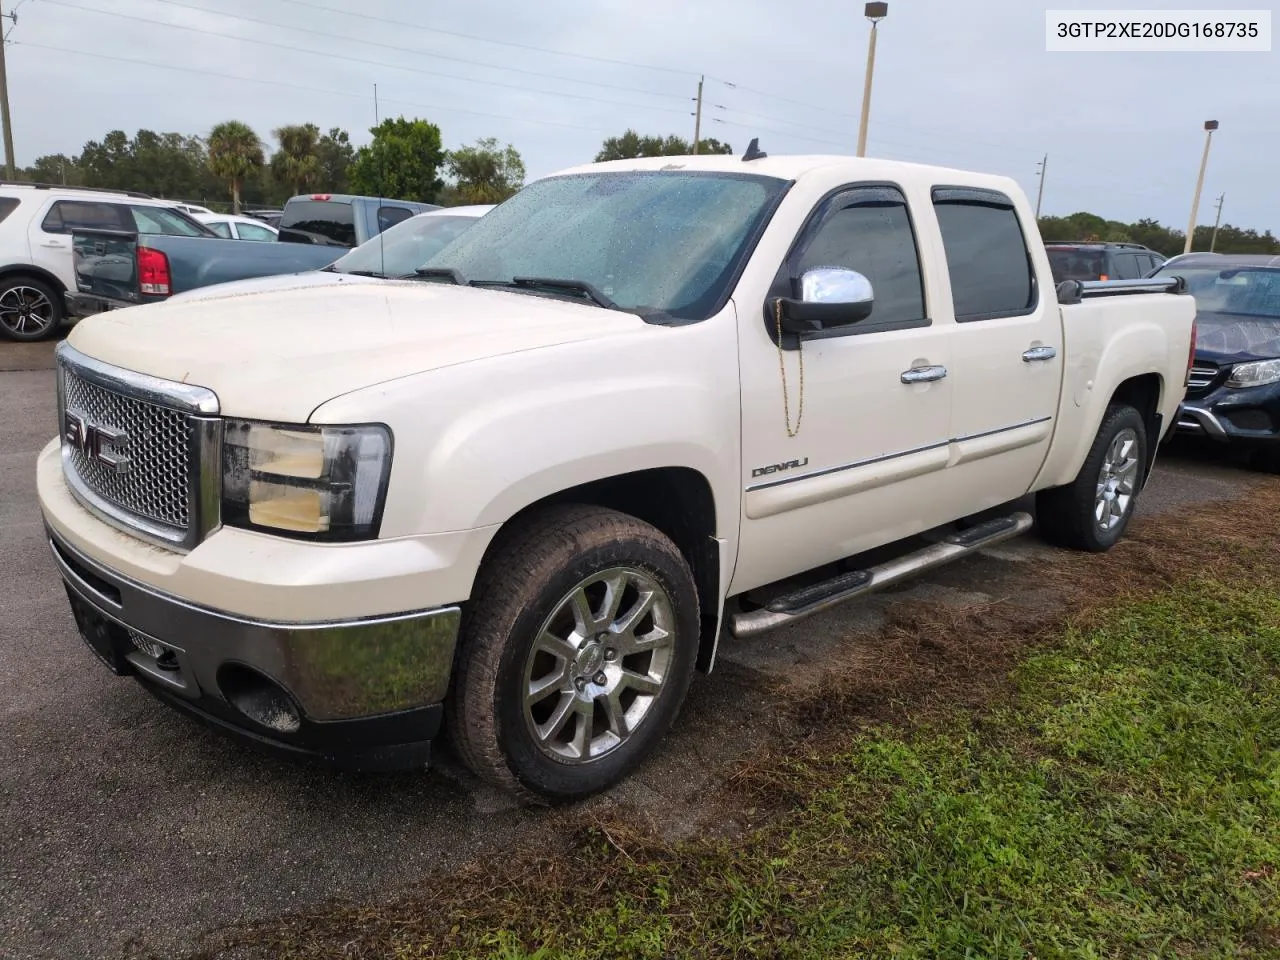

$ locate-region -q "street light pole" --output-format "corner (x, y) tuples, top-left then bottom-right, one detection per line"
(1184, 120), (1218, 255)
(0, 0), (17, 179)
(856, 2), (887, 158)
(1034, 153), (1048, 219)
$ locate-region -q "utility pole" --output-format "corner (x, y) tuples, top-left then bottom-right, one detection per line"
(1034, 153), (1048, 219)
(0, 0), (17, 179)
(1184, 120), (1218, 254)
(691, 75), (704, 155)
(856, 3), (888, 158)
(1209, 193), (1225, 252)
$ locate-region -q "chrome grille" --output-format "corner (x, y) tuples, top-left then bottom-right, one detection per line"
(61, 368), (192, 530)
(1187, 364), (1217, 390)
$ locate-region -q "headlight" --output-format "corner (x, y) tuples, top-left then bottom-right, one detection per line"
(1226, 359), (1280, 389)
(222, 420), (392, 541)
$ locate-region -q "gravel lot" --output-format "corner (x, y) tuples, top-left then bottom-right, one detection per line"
(0, 335), (1260, 960)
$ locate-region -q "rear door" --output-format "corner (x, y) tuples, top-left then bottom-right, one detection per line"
(931, 186), (1062, 512)
(29, 199), (129, 290)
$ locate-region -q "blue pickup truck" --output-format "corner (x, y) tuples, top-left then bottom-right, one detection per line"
(67, 194), (437, 316)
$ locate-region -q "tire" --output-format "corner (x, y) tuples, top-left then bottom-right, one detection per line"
(0, 276), (64, 342)
(447, 504), (700, 803)
(1036, 403), (1148, 553)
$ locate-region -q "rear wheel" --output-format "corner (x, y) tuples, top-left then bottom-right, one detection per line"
(447, 504), (700, 803)
(0, 277), (63, 342)
(1037, 403), (1148, 552)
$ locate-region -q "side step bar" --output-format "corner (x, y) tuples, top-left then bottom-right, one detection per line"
(728, 511), (1034, 640)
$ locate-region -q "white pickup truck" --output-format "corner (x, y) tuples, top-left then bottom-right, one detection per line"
(37, 148), (1198, 803)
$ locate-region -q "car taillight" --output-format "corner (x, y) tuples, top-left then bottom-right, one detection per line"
(138, 246), (171, 296)
(1185, 320), (1198, 386)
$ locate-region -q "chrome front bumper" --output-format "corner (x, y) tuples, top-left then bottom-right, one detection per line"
(1174, 404), (1228, 441)
(49, 525), (462, 764)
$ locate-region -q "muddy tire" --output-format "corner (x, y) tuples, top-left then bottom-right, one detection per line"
(446, 504), (700, 803)
(1036, 403), (1148, 553)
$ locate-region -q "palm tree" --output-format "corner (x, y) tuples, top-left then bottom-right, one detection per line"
(207, 121), (264, 214)
(270, 123), (322, 196)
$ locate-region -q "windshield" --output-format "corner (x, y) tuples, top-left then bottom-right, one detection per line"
(1158, 266), (1280, 319)
(330, 215), (481, 278)
(1046, 248), (1104, 282)
(422, 171), (788, 320)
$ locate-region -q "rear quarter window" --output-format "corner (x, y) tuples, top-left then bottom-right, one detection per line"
(0, 197), (20, 224)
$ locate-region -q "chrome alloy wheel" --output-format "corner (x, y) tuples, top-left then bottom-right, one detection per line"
(521, 566), (675, 763)
(0, 284), (57, 339)
(1095, 427), (1140, 532)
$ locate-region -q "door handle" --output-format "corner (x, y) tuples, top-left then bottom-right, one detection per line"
(41, 241), (67, 248)
(1022, 346), (1057, 362)
(900, 364), (948, 384)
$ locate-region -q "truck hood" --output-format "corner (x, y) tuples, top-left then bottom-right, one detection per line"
(68, 282), (646, 422)
(1192, 311), (1280, 365)
(165, 269), (371, 302)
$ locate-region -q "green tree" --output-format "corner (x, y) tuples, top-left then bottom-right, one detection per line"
(316, 127), (355, 193)
(23, 154), (82, 186)
(594, 129), (733, 162)
(271, 123), (322, 196)
(207, 120), (265, 213)
(348, 117), (445, 203)
(444, 137), (525, 204)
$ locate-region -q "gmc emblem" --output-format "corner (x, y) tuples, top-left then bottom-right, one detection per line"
(64, 408), (131, 474)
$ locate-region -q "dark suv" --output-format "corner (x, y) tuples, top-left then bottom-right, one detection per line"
(1044, 241), (1167, 283)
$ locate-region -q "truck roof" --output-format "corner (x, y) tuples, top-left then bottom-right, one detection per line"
(547, 152), (1026, 199)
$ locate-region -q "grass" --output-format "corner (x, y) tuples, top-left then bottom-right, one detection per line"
(191, 481), (1280, 960)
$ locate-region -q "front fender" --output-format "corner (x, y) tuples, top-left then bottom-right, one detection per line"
(310, 319), (742, 546)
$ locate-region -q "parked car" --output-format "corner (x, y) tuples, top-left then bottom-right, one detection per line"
(275, 193), (440, 248)
(1157, 253), (1280, 465)
(36, 151), (1196, 803)
(67, 227), (339, 317)
(1044, 241), (1167, 283)
(242, 209), (283, 229)
(0, 182), (219, 341)
(170, 202), (216, 217)
(195, 213), (280, 242)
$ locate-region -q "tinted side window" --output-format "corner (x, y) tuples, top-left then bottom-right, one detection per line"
(1110, 252), (1145, 280)
(237, 222), (276, 242)
(41, 201), (124, 234)
(0, 197), (19, 224)
(932, 188), (1036, 321)
(377, 206), (414, 232)
(792, 186), (927, 332)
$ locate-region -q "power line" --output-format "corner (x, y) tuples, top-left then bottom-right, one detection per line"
(39, 0), (695, 118)
(140, 0), (690, 102)
(258, 0), (697, 78)
(12, 41), (615, 136)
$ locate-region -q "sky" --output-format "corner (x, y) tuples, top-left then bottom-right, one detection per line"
(5, 0), (1277, 232)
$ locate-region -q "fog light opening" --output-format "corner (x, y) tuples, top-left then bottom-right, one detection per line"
(217, 664), (303, 734)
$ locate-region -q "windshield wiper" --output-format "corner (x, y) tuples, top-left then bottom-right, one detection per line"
(407, 267), (468, 285)
(339, 269), (385, 278)
(510, 276), (619, 310)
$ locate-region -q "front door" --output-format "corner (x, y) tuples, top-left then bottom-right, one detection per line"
(732, 183), (956, 595)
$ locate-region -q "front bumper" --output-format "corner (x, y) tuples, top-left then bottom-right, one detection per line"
(1175, 381), (1280, 446)
(47, 523), (462, 771)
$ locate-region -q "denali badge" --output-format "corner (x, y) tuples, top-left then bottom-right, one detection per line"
(751, 457), (809, 478)
(64, 408), (131, 474)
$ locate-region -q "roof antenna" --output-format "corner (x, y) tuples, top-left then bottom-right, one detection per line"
(742, 137), (767, 162)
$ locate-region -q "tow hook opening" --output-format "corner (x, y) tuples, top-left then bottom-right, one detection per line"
(217, 664), (303, 735)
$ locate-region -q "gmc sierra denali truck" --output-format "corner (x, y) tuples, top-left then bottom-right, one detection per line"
(36, 149), (1198, 803)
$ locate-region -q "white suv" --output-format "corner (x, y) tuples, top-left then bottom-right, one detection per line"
(0, 183), (216, 341)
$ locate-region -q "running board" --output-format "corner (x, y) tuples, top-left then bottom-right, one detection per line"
(728, 511), (1034, 640)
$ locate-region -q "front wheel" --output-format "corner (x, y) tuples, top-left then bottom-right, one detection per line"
(447, 505), (700, 803)
(1036, 403), (1148, 552)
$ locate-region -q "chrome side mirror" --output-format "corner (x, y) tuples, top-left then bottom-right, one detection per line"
(775, 266), (875, 335)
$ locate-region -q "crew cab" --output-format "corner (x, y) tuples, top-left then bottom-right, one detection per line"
(36, 150), (1197, 804)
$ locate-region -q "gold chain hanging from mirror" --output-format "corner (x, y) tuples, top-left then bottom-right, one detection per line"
(774, 299), (804, 438)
